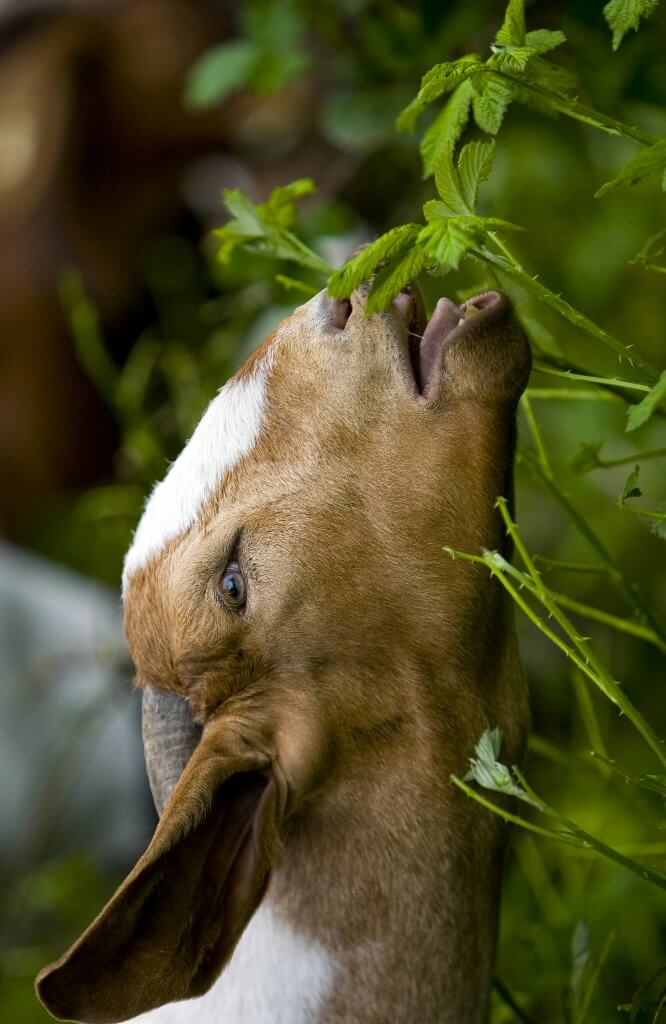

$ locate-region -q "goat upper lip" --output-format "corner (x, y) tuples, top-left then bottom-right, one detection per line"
(393, 288), (503, 400)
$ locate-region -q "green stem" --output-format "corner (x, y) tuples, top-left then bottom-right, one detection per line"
(533, 556), (610, 575)
(493, 978), (537, 1024)
(620, 501), (666, 523)
(520, 394), (553, 479)
(481, 243), (659, 381)
(523, 452), (666, 643)
(446, 542), (666, 766)
(532, 361), (651, 394)
(572, 670), (608, 758)
(597, 448), (666, 469)
(548, 590), (666, 653)
(486, 67), (656, 147)
(497, 508), (666, 762)
(527, 387), (622, 402)
(450, 775), (579, 844)
(451, 775), (666, 891)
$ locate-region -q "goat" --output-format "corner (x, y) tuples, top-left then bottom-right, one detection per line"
(36, 283), (531, 1024)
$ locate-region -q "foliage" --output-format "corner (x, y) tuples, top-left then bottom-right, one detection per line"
(603, 0), (661, 50)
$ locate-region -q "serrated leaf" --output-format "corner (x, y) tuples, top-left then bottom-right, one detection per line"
(572, 441), (604, 474)
(420, 80), (474, 178)
(221, 188), (265, 236)
(365, 248), (431, 314)
(419, 215), (520, 272)
(184, 40), (259, 110)
(603, 0), (660, 49)
(458, 140), (496, 212)
(419, 219), (480, 269)
(524, 28), (567, 54)
(214, 181), (331, 275)
(622, 465), (643, 500)
(491, 45), (538, 71)
(495, 0), (526, 47)
(626, 370), (666, 431)
(596, 138), (666, 197)
(464, 727), (542, 808)
(434, 153), (469, 215)
(519, 55), (578, 96)
(327, 225), (421, 298)
(261, 178), (317, 228)
(472, 74), (513, 134)
(396, 56), (482, 132)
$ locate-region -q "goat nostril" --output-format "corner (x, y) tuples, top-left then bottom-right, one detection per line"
(329, 297), (353, 330)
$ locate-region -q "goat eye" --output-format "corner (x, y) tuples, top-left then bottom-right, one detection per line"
(217, 562), (246, 612)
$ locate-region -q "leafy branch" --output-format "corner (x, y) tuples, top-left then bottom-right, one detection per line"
(444, 498), (666, 765)
(452, 728), (666, 891)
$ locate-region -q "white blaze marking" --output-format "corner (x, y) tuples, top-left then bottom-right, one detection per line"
(127, 903), (337, 1024)
(122, 359), (272, 588)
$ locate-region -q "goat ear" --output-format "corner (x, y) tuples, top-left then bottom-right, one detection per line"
(35, 720), (280, 1024)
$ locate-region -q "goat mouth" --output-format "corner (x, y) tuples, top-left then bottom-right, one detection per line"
(393, 287), (503, 400)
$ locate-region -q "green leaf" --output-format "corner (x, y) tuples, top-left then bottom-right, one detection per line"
(524, 28), (567, 54)
(419, 219), (480, 269)
(261, 178), (318, 229)
(458, 140), (496, 212)
(396, 56), (482, 132)
(626, 370), (666, 431)
(603, 0), (660, 49)
(214, 182), (331, 275)
(464, 727), (543, 809)
(420, 80), (474, 178)
(327, 225), (421, 298)
(596, 137), (666, 196)
(622, 465), (643, 500)
(472, 74), (513, 135)
(495, 0), (526, 46)
(275, 274), (319, 297)
(434, 152), (469, 216)
(366, 248), (431, 314)
(184, 40), (259, 110)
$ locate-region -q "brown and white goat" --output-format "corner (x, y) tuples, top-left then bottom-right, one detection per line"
(36, 283), (531, 1024)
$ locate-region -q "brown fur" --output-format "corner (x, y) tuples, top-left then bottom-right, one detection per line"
(36, 287), (531, 1023)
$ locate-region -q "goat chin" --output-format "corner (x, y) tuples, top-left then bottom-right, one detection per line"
(36, 285), (530, 1024)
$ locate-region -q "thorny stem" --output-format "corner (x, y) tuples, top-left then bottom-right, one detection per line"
(520, 394), (553, 479)
(595, 447), (666, 469)
(533, 555), (610, 575)
(481, 240), (659, 381)
(497, 501), (666, 761)
(481, 66), (656, 148)
(445, 542), (666, 766)
(549, 591), (666, 652)
(531, 361), (651, 395)
(450, 775), (666, 891)
(523, 452), (666, 644)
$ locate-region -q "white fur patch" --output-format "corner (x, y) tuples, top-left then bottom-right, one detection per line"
(123, 359), (272, 588)
(126, 903), (336, 1024)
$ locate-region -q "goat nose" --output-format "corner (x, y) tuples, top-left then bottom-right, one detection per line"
(328, 296), (353, 329)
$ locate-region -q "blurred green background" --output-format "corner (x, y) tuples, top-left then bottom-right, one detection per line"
(0, 1), (664, 1022)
